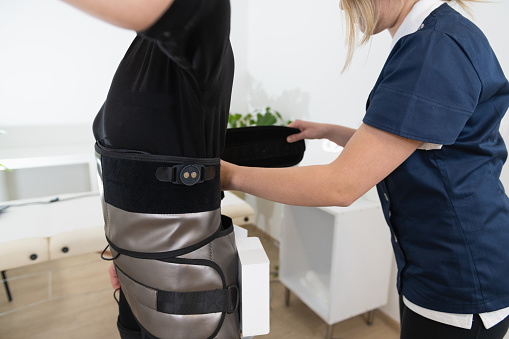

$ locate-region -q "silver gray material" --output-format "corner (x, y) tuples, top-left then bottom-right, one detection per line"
(178, 232), (240, 338)
(115, 254), (223, 292)
(107, 206), (241, 338)
(105, 203), (221, 253)
(214, 233), (241, 338)
(122, 286), (222, 339)
(180, 232), (238, 287)
(95, 152), (108, 230)
(217, 311), (240, 339)
(116, 265), (157, 310)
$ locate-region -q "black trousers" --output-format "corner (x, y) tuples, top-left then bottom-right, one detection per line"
(117, 288), (145, 339)
(399, 296), (509, 339)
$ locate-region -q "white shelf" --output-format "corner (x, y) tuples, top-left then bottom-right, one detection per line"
(0, 145), (98, 201)
(280, 272), (331, 322)
(280, 197), (393, 325)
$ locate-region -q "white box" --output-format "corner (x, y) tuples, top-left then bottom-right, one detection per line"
(236, 236), (270, 337)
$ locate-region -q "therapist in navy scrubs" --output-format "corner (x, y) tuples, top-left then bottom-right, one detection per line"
(221, 0), (509, 338)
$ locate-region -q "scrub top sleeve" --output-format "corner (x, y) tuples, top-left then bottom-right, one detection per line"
(138, 0), (231, 83)
(363, 30), (482, 145)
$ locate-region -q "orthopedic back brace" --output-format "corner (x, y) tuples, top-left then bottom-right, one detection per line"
(95, 142), (240, 339)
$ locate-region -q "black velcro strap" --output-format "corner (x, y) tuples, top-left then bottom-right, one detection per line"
(157, 285), (238, 315)
(202, 165), (216, 181)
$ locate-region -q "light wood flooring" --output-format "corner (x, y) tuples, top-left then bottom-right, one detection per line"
(0, 225), (399, 339)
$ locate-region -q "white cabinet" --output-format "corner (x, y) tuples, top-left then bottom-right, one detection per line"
(279, 197), (393, 337)
(0, 125), (97, 201)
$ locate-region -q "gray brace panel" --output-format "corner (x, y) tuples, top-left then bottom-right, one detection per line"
(105, 204), (221, 254)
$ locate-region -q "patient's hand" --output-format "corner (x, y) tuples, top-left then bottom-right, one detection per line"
(109, 262), (120, 290)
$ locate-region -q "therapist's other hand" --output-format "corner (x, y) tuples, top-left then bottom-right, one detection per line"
(287, 120), (329, 143)
(221, 160), (238, 191)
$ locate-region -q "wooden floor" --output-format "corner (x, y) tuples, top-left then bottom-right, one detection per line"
(0, 225), (399, 339)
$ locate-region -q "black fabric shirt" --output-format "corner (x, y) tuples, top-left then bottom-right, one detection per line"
(93, 0), (234, 158)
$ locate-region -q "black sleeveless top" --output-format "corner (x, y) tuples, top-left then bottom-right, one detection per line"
(93, 0), (234, 158)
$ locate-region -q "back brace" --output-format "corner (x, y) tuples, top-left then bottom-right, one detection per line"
(95, 142), (240, 339)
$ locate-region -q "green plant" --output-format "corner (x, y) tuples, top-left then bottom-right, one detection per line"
(228, 107), (292, 128)
(271, 265), (279, 279)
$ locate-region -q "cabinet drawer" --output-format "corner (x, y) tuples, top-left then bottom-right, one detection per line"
(49, 226), (106, 260)
(0, 238), (49, 271)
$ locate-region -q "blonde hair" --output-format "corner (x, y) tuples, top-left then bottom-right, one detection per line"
(341, 0), (481, 72)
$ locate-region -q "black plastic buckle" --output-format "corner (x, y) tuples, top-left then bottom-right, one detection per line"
(156, 164), (204, 186)
(175, 164), (202, 186)
(227, 285), (239, 314)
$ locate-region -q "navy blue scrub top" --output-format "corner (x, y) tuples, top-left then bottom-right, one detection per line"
(364, 4), (509, 314)
(93, 0), (234, 159)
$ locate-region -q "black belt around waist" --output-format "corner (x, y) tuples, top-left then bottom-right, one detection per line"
(95, 142), (221, 215)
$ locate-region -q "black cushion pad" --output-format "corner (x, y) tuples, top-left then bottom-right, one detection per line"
(221, 126), (305, 167)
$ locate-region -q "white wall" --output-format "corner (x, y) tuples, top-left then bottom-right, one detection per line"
(229, 0), (250, 114)
(245, 0), (391, 126)
(0, 1), (134, 127)
(0, 0), (249, 128)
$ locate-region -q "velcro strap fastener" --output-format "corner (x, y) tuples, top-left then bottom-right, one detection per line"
(155, 164), (216, 186)
(157, 285), (239, 315)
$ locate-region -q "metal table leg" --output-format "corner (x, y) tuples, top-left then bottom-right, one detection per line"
(284, 286), (291, 307)
(366, 310), (375, 325)
(2, 270), (12, 302)
(325, 324), (334, 339)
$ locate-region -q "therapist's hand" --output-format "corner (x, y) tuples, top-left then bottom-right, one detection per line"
(287, 120), (330, 143)
(288, 120), (357, 148)
(220, 160), (238, 191)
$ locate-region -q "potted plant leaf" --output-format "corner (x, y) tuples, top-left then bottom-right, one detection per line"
(228, 107), (291, 128)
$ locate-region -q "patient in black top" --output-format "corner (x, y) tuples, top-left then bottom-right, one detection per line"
(60, 0), (235, 336)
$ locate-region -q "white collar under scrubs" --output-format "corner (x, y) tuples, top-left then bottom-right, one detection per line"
(391, 0), (509, 329)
